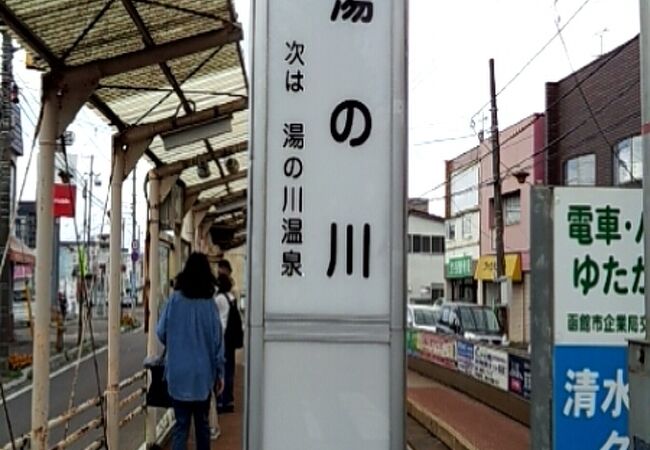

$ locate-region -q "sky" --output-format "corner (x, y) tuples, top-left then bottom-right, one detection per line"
(11, 0), (642, 243)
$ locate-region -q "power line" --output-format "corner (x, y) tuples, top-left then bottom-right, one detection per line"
(16, 89), (108, 210)
(417, 40), (634, 200)
(413, 133), (476, 146)
(552, 7), (635, 181)
(469, 0), (594, 128)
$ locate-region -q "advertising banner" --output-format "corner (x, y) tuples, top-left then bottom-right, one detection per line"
(418, 331), (456, 370)
(508, 353), (531, 400)
(472, 344), (508, 391)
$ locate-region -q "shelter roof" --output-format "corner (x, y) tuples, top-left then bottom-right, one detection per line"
(0, 0), (249, 236)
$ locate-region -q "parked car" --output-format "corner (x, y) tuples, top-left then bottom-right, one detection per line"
(436, 302), (508, 346)
(407, 304), (440, 333)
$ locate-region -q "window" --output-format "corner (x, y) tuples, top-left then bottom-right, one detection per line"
(412, 235), (422, 253)
(614, 135), (643, 185)
(431, 287), (445, 300)
(408, 234), (444, 254)
(462, 215), (472, 239)
(504, 192), (521, 226)
(488, 191), (521, 227)
(432, 236), (445, 254)
(447, 223), (456, 241)
(422, 235), (431, 253)
(441, 307), (450, 325)
(565, 154), (595, 186)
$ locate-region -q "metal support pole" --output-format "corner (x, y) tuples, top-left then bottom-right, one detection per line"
(31, 90), (57, 450)
(106, 149), (124, 450)
(629, 3), (650, 446)
(642, 0), (650, 344)
(131, 163), (137, 304)
(145, 174), (161, 447)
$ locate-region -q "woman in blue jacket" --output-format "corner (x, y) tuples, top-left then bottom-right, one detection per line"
(157, 252), (225, 450)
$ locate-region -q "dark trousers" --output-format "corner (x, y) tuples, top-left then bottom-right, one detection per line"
(171, 397), (211, 450)
(219, 346), (236, 407)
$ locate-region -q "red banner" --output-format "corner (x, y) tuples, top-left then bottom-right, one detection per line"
(53, 183), (76, 218)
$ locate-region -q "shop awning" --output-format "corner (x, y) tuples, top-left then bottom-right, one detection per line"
(9, 235), (36, 266)
(474, 254), (522, 282)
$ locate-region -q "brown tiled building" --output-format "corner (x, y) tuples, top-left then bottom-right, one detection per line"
(545, 35), (641, 187)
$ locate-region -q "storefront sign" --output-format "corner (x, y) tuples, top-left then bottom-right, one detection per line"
(472, 344), (508, 391)
(53, 183), (76, 218)
(447, 256), (473, 279)
(475, 253), (522, 282)
(456, 340), (474, 374)
(508, 354), (531, 400)
(418, 331), (456, 370)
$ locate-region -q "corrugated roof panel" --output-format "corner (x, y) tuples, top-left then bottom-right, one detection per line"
(3, 0), (249, 233)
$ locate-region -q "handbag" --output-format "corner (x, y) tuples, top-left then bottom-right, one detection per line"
(144, 348), (172, 408)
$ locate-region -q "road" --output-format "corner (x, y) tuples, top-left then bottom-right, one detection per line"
(0, 329), (148, 450)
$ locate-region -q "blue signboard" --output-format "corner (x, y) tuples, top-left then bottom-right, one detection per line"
(554, 346), (629, 450)
(456, 340), (474, 375)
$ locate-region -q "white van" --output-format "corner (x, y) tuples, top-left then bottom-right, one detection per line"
(406, 304), (440, 334)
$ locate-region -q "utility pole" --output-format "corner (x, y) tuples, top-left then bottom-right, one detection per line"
(0, 24), (15, 365)
(489, 58), (506, 306)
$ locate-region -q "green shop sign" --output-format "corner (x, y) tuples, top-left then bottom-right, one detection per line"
(447, 256), (473, 279)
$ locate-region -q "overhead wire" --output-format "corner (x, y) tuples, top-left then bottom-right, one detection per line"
(552, 4), (635, 181)
(468, 0), (595, 129)
(0, 73), (112, 449)
(417, 38), (635, 201)
(60, 145), (109, 448)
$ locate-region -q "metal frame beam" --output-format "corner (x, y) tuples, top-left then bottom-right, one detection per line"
(120, 99), (246, 144)
(186, 170), (247, 197)
(153, 141), (248, 178)
(193, 189), (247, 212)
(66, 25), (242, 80)
(205, 207), (246, 223)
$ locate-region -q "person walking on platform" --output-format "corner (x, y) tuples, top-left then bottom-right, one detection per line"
(216, 271), (242, 413)
(210, 273), (231, 439)
(157, 252), (225, 450)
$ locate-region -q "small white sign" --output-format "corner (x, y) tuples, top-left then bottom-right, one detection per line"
(553, 187), (645, 345)
(472, 344), (508, 391)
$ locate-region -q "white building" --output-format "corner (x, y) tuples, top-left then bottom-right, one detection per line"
(444, 149), (480, 302)
(407, 203), (445, 304)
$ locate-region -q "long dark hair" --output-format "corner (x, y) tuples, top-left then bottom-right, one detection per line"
(174, 252), (217, 299)
(216, 273), (232, 294)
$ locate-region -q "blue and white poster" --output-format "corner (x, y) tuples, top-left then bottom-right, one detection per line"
(456, 340), (474, 375)
(554, 346), (629, 450)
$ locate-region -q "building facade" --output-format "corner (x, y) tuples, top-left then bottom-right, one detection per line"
(15, 201), (36, 249)
(477, 114), (545, 344)
(546, 35), (640, 188)
(444, 147), (480, 302)
(407, 202), (445, 304)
